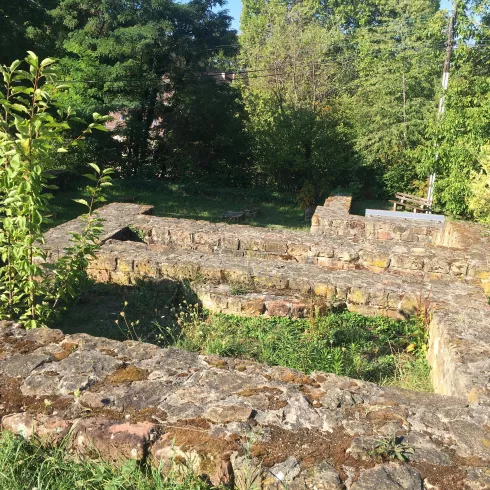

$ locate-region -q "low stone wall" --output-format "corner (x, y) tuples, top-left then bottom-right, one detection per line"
(40, 202), (490, 407)
(311, 196), (445, 244)
(1, 323), (490, 490)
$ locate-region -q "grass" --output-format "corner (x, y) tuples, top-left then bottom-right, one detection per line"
(49, 178), (310, 230)
(54, 281), (432, 392)
(169, 306), (432, 389)
(0, 431), (213, 490)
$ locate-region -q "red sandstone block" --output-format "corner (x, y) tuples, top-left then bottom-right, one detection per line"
(3, 413), (71, 441)
(290, 302), (308, 318)
(266, 300), (290, 317)
(377, 231), (394, 240)
(73, 418), (154, 461)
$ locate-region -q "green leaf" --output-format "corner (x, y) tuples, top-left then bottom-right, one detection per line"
(83, 173), (98, 182)
(10, 104), (29, 114)
(40, 58), (58, 68)
(73, 199), (89, 207)
(57, 148), (69, 153)
(88, 163), (101, 174)
(91, 123), (108, 132)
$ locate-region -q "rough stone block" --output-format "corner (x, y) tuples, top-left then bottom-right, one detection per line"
(91, 253), (117, 270)
(169, 229), (193, 245)
(290, 302), (308, 318)
(73, 419), (154, 461)
(88, 269), (110, 282)
(255, 275), (289, 290)
(348, 289), (369, 305)
(336, 250), (360, 263)
(109, 271), (133, 285)
(399, 294), (420, 317)
(450, 261), (469, 276)
(288, 278), (312, 293)
(221, 235), (240, 250)
(117, 257), (134, 273)
(377, 230), (394, 240)
(3, 413), (71, 441)
(359, 250), (391, 270)
(312, 283), (336, 298)
(369, 290), (388, 307)
(196, 265), (223, 282)
(134, 259), (160, 278)
(426, 258), (450, 274)
(240, 237), (266, 252)
(266, 300), (291, 317)
(241, 299), (266, 316)
(264, 241), (288, 254)
(222, 267), (252, 284)
(287, 243), (311, 257)
(391, 254), (424, 271)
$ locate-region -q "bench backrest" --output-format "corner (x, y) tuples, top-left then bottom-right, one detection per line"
(395, 192), (430, 207)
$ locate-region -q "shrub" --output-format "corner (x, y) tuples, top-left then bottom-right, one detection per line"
(0, 53), (110, 327)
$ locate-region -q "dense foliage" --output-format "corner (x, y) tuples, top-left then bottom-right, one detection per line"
(2, 0), (490, 217)
(171, 307), (431, 389)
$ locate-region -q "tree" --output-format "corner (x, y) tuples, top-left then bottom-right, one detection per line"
(415, 0), (490, 216)
(240, 0), (359, 198)
(343, 0), (445, 197)
(50, 0), (242, 177)
(0, 0), (58, 64)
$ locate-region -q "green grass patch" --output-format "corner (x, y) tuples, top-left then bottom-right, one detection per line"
(0, 431), (212, 490)
(167, 308), (431, 389)
(49, 179), (309, 230)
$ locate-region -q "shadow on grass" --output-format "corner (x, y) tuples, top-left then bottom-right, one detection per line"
(55, 279), (199, 343)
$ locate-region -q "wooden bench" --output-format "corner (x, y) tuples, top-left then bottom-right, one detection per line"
(389, 192), (431, 213)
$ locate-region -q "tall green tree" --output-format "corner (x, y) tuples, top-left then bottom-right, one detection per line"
(50, 0), (244, 178)
(416, 0), (490, 216)
(0, 0), (58, 64)
(344, 1), (445, 196)
(240, 0), (359, 198)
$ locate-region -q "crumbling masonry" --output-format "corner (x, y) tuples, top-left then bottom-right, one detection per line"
(1, 196), (489, 489)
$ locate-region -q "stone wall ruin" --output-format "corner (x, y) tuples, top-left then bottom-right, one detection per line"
(1, 195), (489, 488)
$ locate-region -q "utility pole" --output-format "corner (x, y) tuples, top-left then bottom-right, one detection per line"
(439, 0), (458, 115)
(427, 0), (458, 207)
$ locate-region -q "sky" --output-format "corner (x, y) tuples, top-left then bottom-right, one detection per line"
(223, 0), (455, 32)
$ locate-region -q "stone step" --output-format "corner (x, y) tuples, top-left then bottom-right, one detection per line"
(89, 239), (488, 321)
